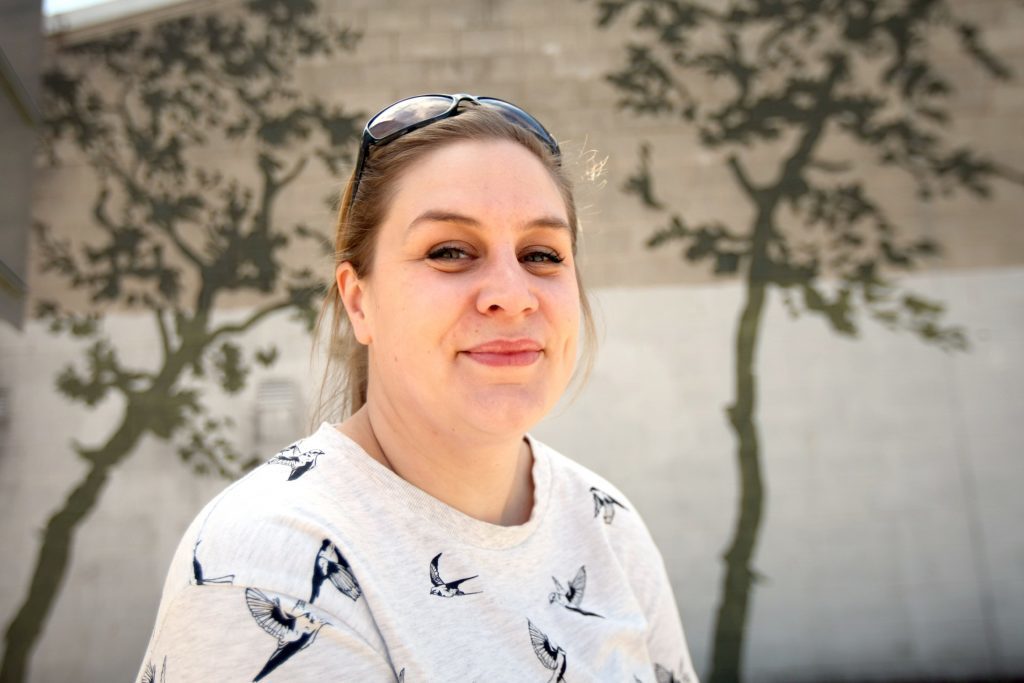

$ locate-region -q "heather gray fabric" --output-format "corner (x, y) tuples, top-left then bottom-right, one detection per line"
(137, 424), (699, 682)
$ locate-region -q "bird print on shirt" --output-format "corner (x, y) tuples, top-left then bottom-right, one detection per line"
(191, 539), (234, 586)
(268, 442), (323, 481)
(590, 486), (628, 524)
(429, 552), (481, 597)
(310, 539), (361, 602)
(655, 662), (692, 683)
(139, 656), (166, 683)
(245, 588), (326, 682)
(549, 565), (604, 618)
(528, 619), (568, 683)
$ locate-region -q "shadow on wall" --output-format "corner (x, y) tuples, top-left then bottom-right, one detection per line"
(0, 1), (363, 681)
(816, 680), (1024, 683)
(590, 1), (1023, 682)
(3, 0), (1023, 682)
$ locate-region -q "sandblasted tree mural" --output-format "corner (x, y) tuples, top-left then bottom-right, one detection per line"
(0, 1), (362, 680)
(593, 1), (1022, 681)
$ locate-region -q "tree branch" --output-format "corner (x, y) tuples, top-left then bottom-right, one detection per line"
(277, 156), (309, 193)
(161, 221), (206, 270)
(727, 155), (758, 198)
(154, 307), (172, 358)
(208, 298), (292, 345)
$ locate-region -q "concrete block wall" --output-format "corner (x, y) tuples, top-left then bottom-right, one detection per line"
(2, 0), (1022, 680)
(0, 0), (42, 327)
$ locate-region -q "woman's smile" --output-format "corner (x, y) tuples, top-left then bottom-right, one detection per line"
(461, 338), (544, 367)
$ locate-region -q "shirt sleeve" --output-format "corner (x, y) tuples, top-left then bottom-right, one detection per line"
(599, 479), (700, 683)
(135, 583), (397, 682)
(643, 549), (700, 682)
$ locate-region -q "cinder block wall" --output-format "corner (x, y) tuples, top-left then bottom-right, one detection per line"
(1, 0), (1021, 681)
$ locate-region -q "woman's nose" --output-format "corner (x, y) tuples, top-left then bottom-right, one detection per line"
(475, 250), (539, 316)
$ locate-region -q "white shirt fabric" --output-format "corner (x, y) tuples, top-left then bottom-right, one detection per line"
(137, 423), (699, 682)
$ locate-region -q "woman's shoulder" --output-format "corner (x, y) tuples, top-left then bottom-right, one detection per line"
(527, 436), (678, 624)
(529, 435), (655, 546)
(191, 428), (342, 526)
(164, 426), (365, 598)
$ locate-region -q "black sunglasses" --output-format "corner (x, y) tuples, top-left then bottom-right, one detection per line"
(349, 93), (561, 201)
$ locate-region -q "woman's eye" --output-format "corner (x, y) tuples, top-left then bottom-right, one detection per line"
(521, 249), (565, 265)
(425, 244), (565, 268)
(427, 245), (471, 261)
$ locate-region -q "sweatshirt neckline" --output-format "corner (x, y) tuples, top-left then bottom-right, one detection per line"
(314, 422), (551, 550)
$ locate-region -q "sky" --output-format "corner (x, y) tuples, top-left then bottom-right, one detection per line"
(44, 0), (118, 15)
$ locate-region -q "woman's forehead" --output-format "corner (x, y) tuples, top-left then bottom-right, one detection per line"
(385, 139), (569, 226)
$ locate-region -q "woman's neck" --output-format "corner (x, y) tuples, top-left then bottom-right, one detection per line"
(336, 404), (535, 526)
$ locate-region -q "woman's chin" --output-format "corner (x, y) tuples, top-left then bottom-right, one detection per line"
(460, 385), (557, 436)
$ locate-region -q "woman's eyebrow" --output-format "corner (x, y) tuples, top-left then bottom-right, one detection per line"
(406, 209), (570, 233)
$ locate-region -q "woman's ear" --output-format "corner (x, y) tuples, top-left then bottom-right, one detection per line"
(336, 262), (372, 345)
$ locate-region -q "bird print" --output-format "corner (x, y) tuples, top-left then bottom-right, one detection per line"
(245, 588), (326, 682)
(429, 552), (481, 597)
(139, 656), (166, 683)
(310, 539), (361, 603)
(655, 662), (691, 683)
(549, 565), (604, 618)
(590, 486), (628, 524)
(268, 442), (323, 481)
(527, 619), (568, 683)
(191, 539), (234, 585)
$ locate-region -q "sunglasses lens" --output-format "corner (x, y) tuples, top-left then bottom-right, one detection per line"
(367, 95), (455, 140)
(480, 98), (559, 156)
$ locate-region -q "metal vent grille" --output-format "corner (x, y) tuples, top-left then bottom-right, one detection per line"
(254, 379), (300, 447)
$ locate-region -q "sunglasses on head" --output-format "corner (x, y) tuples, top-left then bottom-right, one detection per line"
(349, 93), (561, 201)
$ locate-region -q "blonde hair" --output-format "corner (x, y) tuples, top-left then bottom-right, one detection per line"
(313, 106), (596, 424)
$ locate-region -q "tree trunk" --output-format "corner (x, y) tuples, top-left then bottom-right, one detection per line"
(707, 275), (767, 683)
(1, 418), (143, 683)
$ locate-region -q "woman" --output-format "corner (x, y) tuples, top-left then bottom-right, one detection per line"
(137, 94), (699, 682)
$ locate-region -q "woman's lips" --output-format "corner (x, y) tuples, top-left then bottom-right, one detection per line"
(463, 339), (542, 367)
(465, 350), (542, 367)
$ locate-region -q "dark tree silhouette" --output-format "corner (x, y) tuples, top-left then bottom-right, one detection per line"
(0, 2), (361, 681)
(593, 1), (1022, 680)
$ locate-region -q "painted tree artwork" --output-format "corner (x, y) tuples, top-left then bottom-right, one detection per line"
(593, 1), (1021, 680)
(0, 1), (362, 681)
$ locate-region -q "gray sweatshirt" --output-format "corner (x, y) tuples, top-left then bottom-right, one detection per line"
(137, 423), (699, 682)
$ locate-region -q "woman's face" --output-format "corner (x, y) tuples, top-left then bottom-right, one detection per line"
(338, 139), (580, 439)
